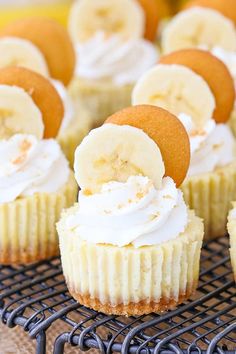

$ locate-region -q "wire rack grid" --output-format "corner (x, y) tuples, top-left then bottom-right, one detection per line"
(0, 236), (235, 354)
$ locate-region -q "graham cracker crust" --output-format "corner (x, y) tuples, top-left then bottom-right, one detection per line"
(69, 284), (197, 316)
(0, 247), (59, 265)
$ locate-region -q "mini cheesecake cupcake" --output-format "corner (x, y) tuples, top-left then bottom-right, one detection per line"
(0, 66), (77, 264)
(177, 0), (236, 136)
(227, 203), (236, 282)
(67, 0), (159, 128)
(161, 1), (236, 54)
(161, 0), (236, 75)
(0, 17), (92, 167)
(132, 49), (236, 239)
(57, 105), (204, 316)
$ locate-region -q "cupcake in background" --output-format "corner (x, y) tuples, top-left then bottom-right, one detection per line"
(0, 66), (77, 264)
(0, 0), (72, 29)
(227, 204), (236, 282)
(178, 0), (236, 136)
(161, 0), (236, 54)
(161, 0), (236, 83)
(68, 0), (159, 128)
(57, 105), (203, 316)
(132, 49), (236, 239)
(0, 17), (92, 167)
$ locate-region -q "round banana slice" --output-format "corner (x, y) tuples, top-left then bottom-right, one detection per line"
(160, 49), (235, 123)
(106, 105), (190, 187)
(68, 0), (145, 43)
(0, 66), (64, 139)
(185, 0), (236, 25)
(74, 123), (165, 194)
(132, 64), (216, 128)
(1, 18), (75, 86)
(0, 85), (44, 140)
(0, 37), (49, 77)
(162, 7), (236, 54)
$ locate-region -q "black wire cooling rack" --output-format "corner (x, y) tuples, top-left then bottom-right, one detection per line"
(0, 236), (235, 354)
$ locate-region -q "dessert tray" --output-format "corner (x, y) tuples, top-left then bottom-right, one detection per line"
(0, 236), (235, 354)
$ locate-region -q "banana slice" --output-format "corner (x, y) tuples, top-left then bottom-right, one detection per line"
(132, 64), (216, 128)
(0, 37), (49, 77)
(1, 18), (76, 86)
(162, 7), (236, 54)
(74, 124), (165, 193)
(160, 49), (235, 124)
(68, 0), (145, 43)
(0, 66), (64, 139)
(0, 85), (44, 140)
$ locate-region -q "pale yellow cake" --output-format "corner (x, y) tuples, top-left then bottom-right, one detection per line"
(57, 106), (92, 167)
(68, 77), (133, 128)
(0, 172), (77, 265)
(181, 161), (236, 239)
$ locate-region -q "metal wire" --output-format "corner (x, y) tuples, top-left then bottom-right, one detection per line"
(0, 236), (235, 354)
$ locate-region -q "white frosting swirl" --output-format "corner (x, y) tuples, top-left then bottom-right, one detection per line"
(51, 79), (75, 132)
(75, 32), (158, 85)
(65, 175), (188, 248)
(178, 113), (216, 154)
(229, 208), (236, 219)
(0, 134), (70, 204)
(178, 113), (235, 177)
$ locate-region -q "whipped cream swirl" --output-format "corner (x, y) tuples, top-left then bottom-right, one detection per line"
(178, 113), (235, 177)
(51, 79), (75, 132)
(65, 175), (188, 248)
(0, 134), (69, 203)
(75, 32), (158, 85)
(229, 208), (236, 219)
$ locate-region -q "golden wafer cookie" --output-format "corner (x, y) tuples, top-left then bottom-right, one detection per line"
(106, 104), (190, 187)
(1, 17), (76, 86)
(160, 49), (235, 123)
(155, 0), (174, 19)
(0, 66), (64, 138)
(184, 0), (236, 25)
(138, 0), (159, 41)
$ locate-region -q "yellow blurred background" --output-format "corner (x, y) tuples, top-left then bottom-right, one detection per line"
(0, 0), (190, 30)
(0, 0), (72, 29)
(155, 0), (190, 18)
